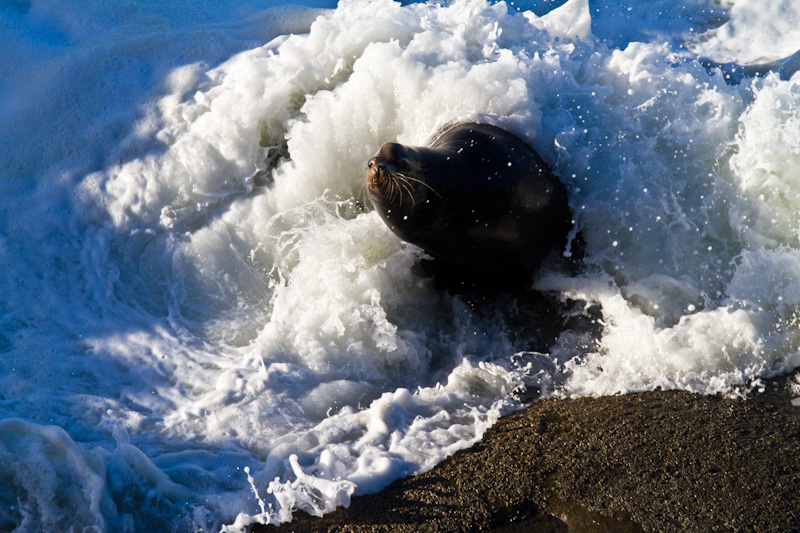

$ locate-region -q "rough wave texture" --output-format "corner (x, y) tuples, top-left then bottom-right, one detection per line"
(1, 0), (799, 530)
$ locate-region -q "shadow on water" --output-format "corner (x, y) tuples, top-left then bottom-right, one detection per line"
(700, 50), (800, 84)
(409, 236), (602, 403)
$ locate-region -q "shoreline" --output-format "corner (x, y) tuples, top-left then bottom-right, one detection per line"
(261, 372), (800, 532)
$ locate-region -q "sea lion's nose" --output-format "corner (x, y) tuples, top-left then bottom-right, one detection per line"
(367, 157), (383, 189)
(367, 157), (384, 173)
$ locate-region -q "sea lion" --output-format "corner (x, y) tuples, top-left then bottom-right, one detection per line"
(366, 123), (573, 284)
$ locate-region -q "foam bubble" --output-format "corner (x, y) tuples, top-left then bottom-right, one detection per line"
(0, 419), (113, 532)
(728, 73), (800, 248)
(3, 0), (800, 529)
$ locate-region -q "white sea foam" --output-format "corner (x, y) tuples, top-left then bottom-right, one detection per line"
(1, 0), (800, 530)
(689, 0), (800, 64)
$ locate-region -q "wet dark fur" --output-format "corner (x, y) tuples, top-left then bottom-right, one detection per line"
(366, 123), (574, 289)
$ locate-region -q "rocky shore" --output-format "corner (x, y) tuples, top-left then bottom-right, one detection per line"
(259, 372), (800, 532)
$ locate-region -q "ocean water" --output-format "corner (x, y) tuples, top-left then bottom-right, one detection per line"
(1, 0), (799, 530)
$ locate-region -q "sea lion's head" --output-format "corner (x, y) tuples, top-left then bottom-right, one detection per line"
(368, 143), (419, 204)
(366, 141), (440, 228)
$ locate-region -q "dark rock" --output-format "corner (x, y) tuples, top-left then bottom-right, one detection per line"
(256, 372), (800, 532)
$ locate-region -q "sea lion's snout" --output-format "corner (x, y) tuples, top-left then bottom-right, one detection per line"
(367, 142), (409, 195)
(366, 156), (385, 191)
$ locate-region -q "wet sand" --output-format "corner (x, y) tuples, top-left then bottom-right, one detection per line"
(258, 371), (800, 532)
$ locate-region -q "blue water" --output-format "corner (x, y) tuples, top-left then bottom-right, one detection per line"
(1, 0), (799, 530)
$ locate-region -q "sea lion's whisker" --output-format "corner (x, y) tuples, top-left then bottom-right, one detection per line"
(396, 178), (416, 206)
(357, 181), (368, 203)
(381, 170), (398, 204)
(398, 173), (443, 199)
(388, 180), (400, 204)
(330, 175), (369, 203)
(389, 174), (412, 206)
(394, 179), (408, 207)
